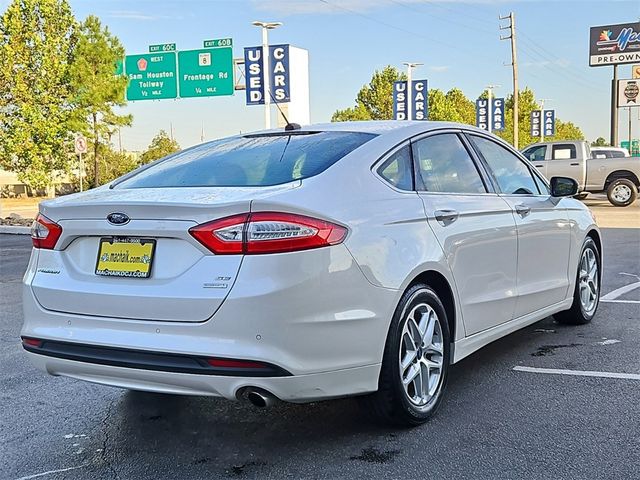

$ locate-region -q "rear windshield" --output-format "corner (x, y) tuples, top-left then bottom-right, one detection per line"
(116, 131), (376, 188)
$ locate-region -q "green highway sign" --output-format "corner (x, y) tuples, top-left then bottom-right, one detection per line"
(125, 53), (178, 100)
(177, 48), (234, 98)
(203, 38), (232, 48)
(149, 43), (176, 53)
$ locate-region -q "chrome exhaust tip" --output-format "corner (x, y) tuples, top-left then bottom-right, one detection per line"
(246, 389), (277, 408)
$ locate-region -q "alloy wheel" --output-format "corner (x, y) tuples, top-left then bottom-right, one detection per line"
(579, 247), (599, 314)
(399, 303), (444, 407)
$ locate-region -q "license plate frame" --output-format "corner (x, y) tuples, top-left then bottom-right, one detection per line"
(95, 237), (156, 279)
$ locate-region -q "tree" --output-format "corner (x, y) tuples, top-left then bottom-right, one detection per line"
(494, 88), (584, 148)
(0, 0), (77, 192)
(140, 130), (180, 164)
(87, 145), (137, 185)
(591, 137), (609, 147)
(69, 15), (131, 187)
(332, 66), (406, 121)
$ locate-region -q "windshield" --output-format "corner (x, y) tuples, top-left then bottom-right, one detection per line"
(116, 131), (376, 189)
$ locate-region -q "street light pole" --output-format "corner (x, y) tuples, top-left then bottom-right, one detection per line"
(403, 62), (423, 121)
(252, 20), (282, 129)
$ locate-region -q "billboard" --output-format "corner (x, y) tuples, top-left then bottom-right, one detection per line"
(531, 110), (555, 137)
(475, 98), (504, 131)
(618, 79), (640, 107)
(589, 22), (640, 67)
(244, 46), (265, 105)
(393, 80), (428, 120)
(269, 44), (290, 103)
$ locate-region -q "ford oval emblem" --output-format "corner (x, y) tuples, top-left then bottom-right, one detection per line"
(107, 213), (130, 225)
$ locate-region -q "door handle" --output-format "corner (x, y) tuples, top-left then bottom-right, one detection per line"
(534, 164), (544, 168)
(515, 204), (531, 217)
(434, 209), (459, 226)
(570, 162), (579, 166)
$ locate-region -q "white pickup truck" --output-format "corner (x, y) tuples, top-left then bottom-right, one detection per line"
(522, 140), (640, 207)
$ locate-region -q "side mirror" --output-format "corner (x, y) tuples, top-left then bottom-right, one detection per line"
(550, 176), (579, 197)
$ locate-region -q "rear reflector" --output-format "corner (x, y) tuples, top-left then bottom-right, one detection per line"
(21, 337), (43, 348)
(206, 358), (269, 369)
(31, 214), (63, 249)
(189, 212), (347, 255)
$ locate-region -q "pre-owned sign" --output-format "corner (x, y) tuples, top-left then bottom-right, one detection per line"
(589, 22), (640, 67)
(244, 44), (291, 105)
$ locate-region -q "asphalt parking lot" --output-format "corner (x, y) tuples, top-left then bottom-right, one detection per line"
(1, 226), (639, 480)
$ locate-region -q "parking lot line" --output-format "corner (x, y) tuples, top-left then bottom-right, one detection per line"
(601, 299), (640, 304)
(15, 464), (89, 480)
(601, 280), (640, 301)
(513, 366), (640, 381)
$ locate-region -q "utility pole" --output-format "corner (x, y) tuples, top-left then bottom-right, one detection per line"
(201, 122), (205, 143)
(403, 62), (423, 121)
(486, 85), (500, 134)
(611, 65), (618, 146)
(118, 128), (123, 153)
(252, 21), (283, 129)
(170, 122), (174, 141)
(500, 12), (519, 149)
(538, 99), (552, 142)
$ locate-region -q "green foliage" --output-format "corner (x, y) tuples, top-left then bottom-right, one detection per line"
(70, 144), (137, 189)
(0, 0), (77, 191)
(332, 66), (406, 121)
(140, 130), (180, 164)
(495, 88), (584, 148)
(591, 137), (609, 147)
(69, 14), (131, 187)
(427, 88), (475, 125)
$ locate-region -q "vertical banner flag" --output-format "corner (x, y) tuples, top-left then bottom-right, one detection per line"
(543, 110), (555, 137)
(244, 46), (264, 105)
(530, 110), (542, 136)
(269, 44), (290, 103)
(491, 98), (504, 131)
(411, 80), (428, 120)
(393, 81), (408, 120)
(476, 99), (489, 130)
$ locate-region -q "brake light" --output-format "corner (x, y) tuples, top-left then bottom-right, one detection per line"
(189, 212), (348, 255)
(30, 214), (63, 249)
(206, 358), (268, 369)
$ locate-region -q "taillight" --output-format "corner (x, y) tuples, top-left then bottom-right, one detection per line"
(30, 214), (63, 249)
(189, 212), (348, 255)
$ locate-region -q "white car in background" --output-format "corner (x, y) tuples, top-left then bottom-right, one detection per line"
(22, 121), (601, 426)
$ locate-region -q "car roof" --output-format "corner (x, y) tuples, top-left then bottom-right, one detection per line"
(258, 120), (488, 136)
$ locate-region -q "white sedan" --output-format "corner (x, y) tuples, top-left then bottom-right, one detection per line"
(22, 121), (601, 426)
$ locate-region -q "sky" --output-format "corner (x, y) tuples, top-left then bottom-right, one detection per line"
(54, 0), (640, 150)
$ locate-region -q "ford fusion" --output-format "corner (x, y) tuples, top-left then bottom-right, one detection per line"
(21, 121), (601, 425)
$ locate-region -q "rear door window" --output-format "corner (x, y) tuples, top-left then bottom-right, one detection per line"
(552, 144), (577, 160)
(412, 134), (487, 194)
(117, 131), (376, 188)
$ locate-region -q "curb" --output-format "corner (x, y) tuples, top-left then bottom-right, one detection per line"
(0, 225), (30, 235)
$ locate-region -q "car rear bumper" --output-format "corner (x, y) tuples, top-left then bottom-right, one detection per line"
(22, 245), (398, 401)
(24, 351), (380, 402)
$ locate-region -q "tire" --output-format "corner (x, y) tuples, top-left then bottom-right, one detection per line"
(555, 237), (600, 325)
(606, 178), (637, 207)
(360, 284), (450, 426)
(574, 192), (589, 201)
